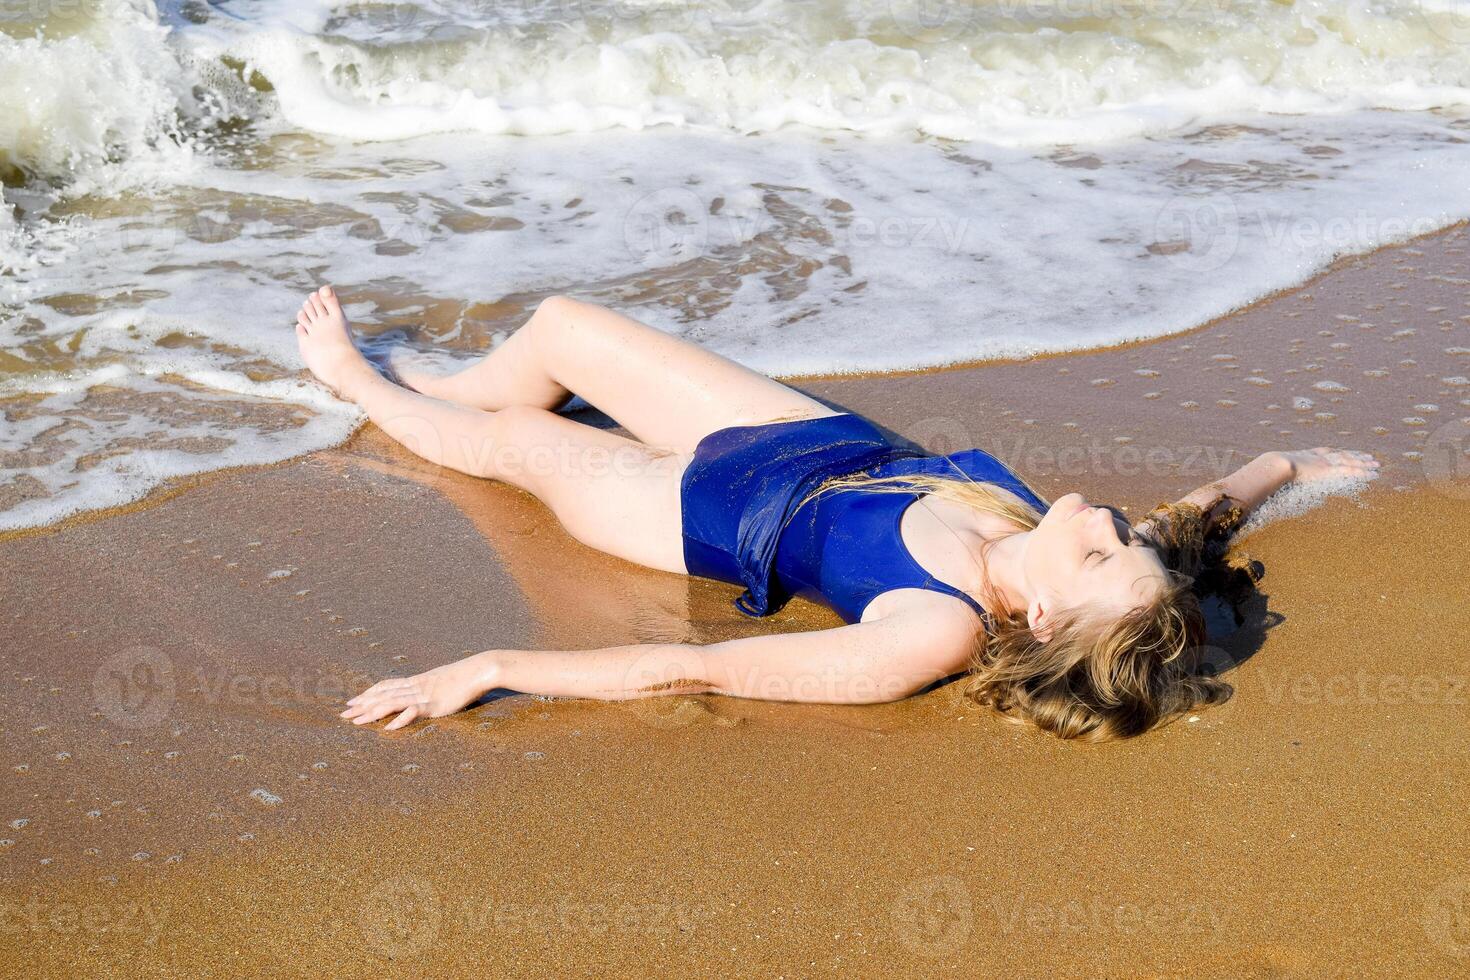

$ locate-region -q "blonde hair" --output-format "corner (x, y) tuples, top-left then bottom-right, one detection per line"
(804, 472), (1251, 741)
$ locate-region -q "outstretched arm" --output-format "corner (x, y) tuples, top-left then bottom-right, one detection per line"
(1137, 447), (1379, 539)
(342, 599), (978, 730)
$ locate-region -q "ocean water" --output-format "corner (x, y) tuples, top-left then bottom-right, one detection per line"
(3, 0), (1470, 530)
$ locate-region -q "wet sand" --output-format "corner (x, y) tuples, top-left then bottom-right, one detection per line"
(3, 226), (1469, 975)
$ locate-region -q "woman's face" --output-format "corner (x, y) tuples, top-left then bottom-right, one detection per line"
(1022, 492), (1168, 636)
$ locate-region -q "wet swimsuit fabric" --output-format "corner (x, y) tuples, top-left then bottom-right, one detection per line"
(679, 413), (1049, 625)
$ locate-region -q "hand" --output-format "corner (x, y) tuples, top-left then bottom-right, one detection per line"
(341, 652), (498, 730)
(1275, 447), (1380, 484)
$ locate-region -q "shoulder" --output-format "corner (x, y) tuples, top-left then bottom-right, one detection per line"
(859, 589), (984, 673)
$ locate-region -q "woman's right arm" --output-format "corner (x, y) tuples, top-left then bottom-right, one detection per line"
(341, 597), (979, 730)
(1136, 447), (1378, 539)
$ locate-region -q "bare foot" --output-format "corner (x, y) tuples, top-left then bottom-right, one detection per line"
(295, 286), (375, 400)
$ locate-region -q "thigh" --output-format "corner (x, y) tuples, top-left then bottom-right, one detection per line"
(536, 296), (836, 453)
(491, 405), (691, 575)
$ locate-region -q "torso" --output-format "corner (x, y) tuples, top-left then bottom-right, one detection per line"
(678, 412), (1047, 627)
(770, 447), (1046, 626)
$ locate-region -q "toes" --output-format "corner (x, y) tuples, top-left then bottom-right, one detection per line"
(320, 285), (340, 314)
(309, 292), (327, 319)
(297, 312), (311, 330)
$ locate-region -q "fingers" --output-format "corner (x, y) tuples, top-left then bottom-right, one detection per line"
(343, 693), (420, 725)
(384, 706), (419, 731)
(340, 678), (427, 727)
(346, 678), (415, 707)
(1312, 447), (1380, 469)
(1331, 449), (1379, 467)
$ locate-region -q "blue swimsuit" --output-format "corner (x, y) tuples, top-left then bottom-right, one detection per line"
(679, 413), (1049, 625)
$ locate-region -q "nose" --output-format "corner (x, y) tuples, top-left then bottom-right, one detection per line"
(1084, 506), (1115, 534)
(1051, 492), (1088, 518)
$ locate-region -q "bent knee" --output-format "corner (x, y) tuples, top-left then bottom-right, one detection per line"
(527, 294), (584, 359)
(535, 293), (576, 318)
(532, 293), (596, 330)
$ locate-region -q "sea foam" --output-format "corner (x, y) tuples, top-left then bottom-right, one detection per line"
(1236, 472), (1379, 539)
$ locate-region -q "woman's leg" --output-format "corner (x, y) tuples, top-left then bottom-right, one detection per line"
(389, 294), (836, 453)
(296, 288), (687, 573)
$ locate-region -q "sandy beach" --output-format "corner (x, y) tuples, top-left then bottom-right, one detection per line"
(3, 218), (1468, 974)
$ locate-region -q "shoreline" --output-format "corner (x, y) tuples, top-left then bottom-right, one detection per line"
(786, 217), (1470, 386)
(6, 220), (1468, 544)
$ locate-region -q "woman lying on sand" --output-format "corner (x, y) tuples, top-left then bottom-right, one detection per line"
(294, 287), (1378, 740)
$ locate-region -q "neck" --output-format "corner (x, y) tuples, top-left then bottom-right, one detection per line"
(968, 523), (1034, 618)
